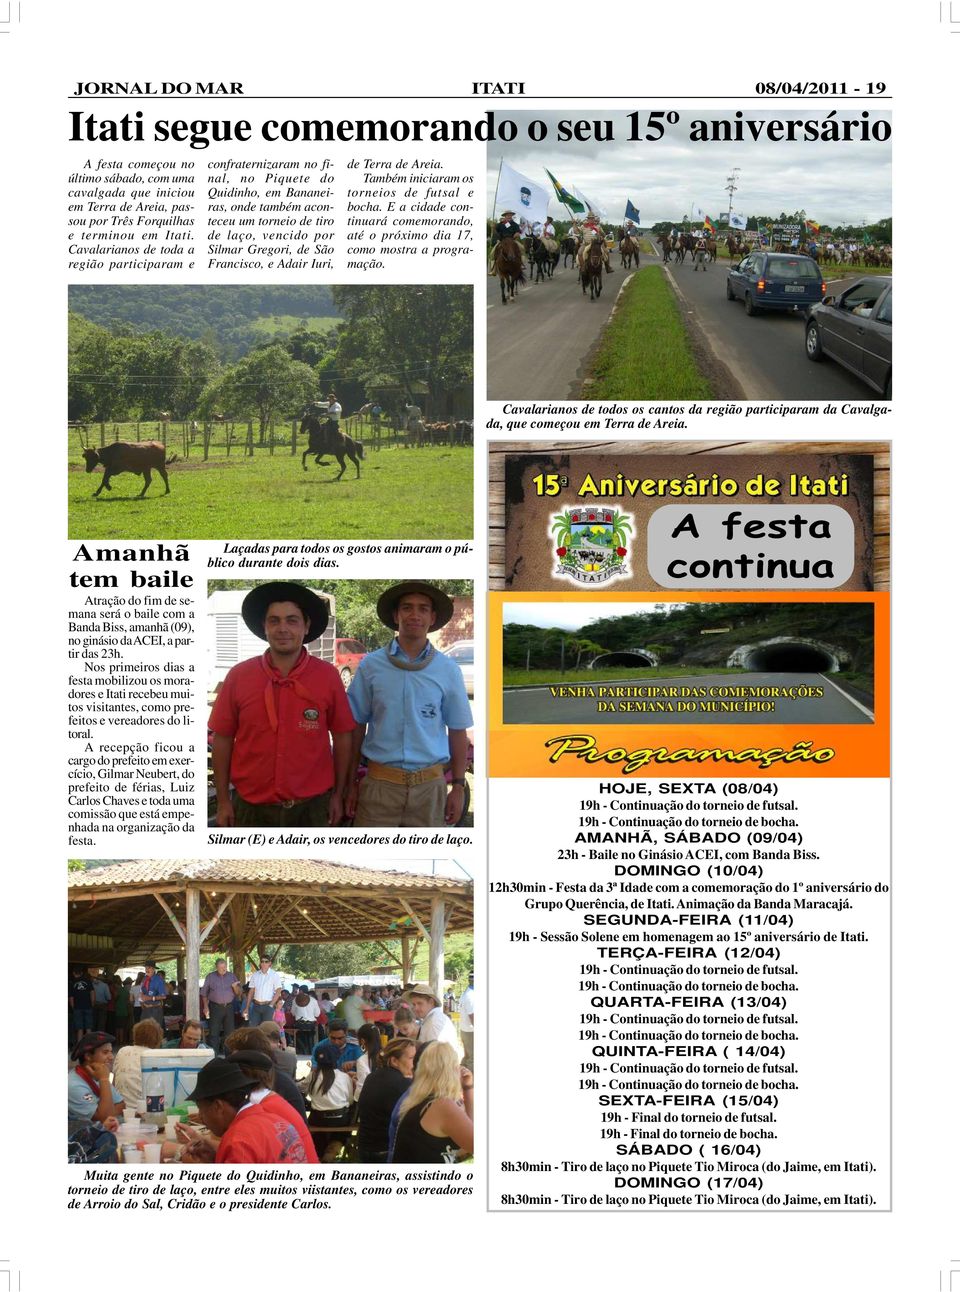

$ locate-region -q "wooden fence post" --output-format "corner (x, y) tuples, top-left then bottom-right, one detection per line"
(203, 423), (211, 462)
(291, 418), (297, 455)
(246, 421), (254, 457)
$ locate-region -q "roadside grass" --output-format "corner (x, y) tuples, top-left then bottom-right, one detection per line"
(714, 246), (891, 277)
(68, 444), (473, 540)
(583, 266), (714, 399)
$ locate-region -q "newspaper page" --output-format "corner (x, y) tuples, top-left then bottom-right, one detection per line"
(0, 5), (956, 1290)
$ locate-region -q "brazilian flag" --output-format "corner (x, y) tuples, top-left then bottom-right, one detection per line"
(545, 169), (585, 214)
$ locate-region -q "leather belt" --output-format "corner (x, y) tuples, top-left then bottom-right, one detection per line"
(366, 761), (444, 787)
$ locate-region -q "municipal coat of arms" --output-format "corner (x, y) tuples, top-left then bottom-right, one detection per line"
(550, 506), (633, 585)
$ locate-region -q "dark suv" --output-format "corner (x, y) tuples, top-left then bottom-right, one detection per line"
(726, 251), (825, 315)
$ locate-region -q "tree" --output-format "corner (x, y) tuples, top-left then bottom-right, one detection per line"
(330, 286), (472, 410)
(199, 344), (316, 438)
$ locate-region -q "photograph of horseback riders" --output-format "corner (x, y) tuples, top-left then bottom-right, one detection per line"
(68, 284), (474, 540)
(487, 109), (891, 401)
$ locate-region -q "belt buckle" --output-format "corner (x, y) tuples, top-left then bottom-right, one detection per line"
(279, 799), (296, 810)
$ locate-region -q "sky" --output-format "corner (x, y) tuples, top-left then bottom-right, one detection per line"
(504, 602), (684, 632)
(487, 109), (891, 227)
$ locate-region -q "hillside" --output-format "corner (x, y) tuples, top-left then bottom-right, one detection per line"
(68, 285), (339, 359)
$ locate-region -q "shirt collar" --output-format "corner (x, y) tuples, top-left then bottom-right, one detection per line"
(261, 647), (308, 679)
(389, 637), (432, 663)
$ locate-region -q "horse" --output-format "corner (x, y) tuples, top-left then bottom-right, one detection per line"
(580, 241), (604, 300)
(494, 236), (525, 303)
(529, 236), (556, 283)
(561, 235), (579, 269)
(299, 414), (364, 479)
(619, 234), (640, 269)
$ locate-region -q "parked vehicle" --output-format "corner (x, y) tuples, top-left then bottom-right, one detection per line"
(726, 251), (825, 315)
(804, 276), (892, 398)
(444, 639), (474, 697)
(334, 637), (367, 685)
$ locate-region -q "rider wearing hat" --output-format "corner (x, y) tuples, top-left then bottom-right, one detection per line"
(491, 208), (523, 272)
(209, 581), (355, 828)
(345, 582), (473, 827)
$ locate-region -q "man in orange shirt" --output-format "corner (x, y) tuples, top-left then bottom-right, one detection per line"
(210, 582), (355, 827)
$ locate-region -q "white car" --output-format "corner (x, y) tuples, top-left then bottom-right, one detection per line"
(444, 639), (474, 697)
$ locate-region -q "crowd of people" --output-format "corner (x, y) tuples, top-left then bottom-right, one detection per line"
(68, 972), (475, 1166)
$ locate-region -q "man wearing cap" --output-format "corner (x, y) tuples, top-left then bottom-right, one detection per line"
(243, 953), (283, 1030)
(68, 1032), (124, 1134)
(210, 581), (355, 828)
(139, 960), (167, 1030)
(345, 582), (472, 828)
(177, 1057), (313, 1164)
(405, 982), (459, 1052)
(201, 958), (242, 1054)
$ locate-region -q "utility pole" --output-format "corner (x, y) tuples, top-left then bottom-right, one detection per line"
(725, 168), (741, 228)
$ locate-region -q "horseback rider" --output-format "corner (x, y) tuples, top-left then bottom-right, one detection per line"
(490, 208), (523, 273)
(320, 392), (342, 430)
(543, 217), (556, 240)
(577, 215), (613, 274)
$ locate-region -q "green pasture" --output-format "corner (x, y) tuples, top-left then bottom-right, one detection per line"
(245, 315), (342, 338)
(68, 436), (473, 541)
(583, 266), (714, 400)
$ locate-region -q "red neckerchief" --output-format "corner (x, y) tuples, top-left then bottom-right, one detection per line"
(75, 1065), (101, 1097)
(259, 649), (320, 732)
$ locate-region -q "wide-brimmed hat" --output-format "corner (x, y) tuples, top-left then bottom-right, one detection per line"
(241, 582), (329, 642)
(499, 210), (516, 218)
(403, 982), (442, 1009)
(376, 582), (453, 631)
(192, 1057), (259, 1101)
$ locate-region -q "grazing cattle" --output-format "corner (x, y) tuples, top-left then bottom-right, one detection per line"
(82, 441), (174, 498)
(299, 414), (364, 479)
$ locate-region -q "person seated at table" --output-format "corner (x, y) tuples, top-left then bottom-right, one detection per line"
(258, 1020), (298, 1081)
(356, 1037), (415, 1163)
(223, 1027), (307, 1121)
(305, 1049), (355, 1127)
(353, 1022), (382, 1100)
(392, 1005), (419, 1040)
(111, 1018), (163, 1106)
(69, 1030), (124, 1135)
(311, 1020), (362, 1072)
(391, 1041), (474, 1164)
(163, 1018), (211, 1050)
(226, 1049), (317, 1162)
(178, 1058), (313, 1164)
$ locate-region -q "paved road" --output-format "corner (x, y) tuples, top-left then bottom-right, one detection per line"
(502, 671), (873, 725)
(666, 260), (873, 400)
(487, 242), (875, 401)
(487, 255), (634, 399)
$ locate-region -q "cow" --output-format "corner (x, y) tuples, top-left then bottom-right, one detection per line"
(81, 441), (174, 498)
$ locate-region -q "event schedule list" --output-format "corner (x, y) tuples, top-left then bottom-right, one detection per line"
(487, 777), (890, 1211)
